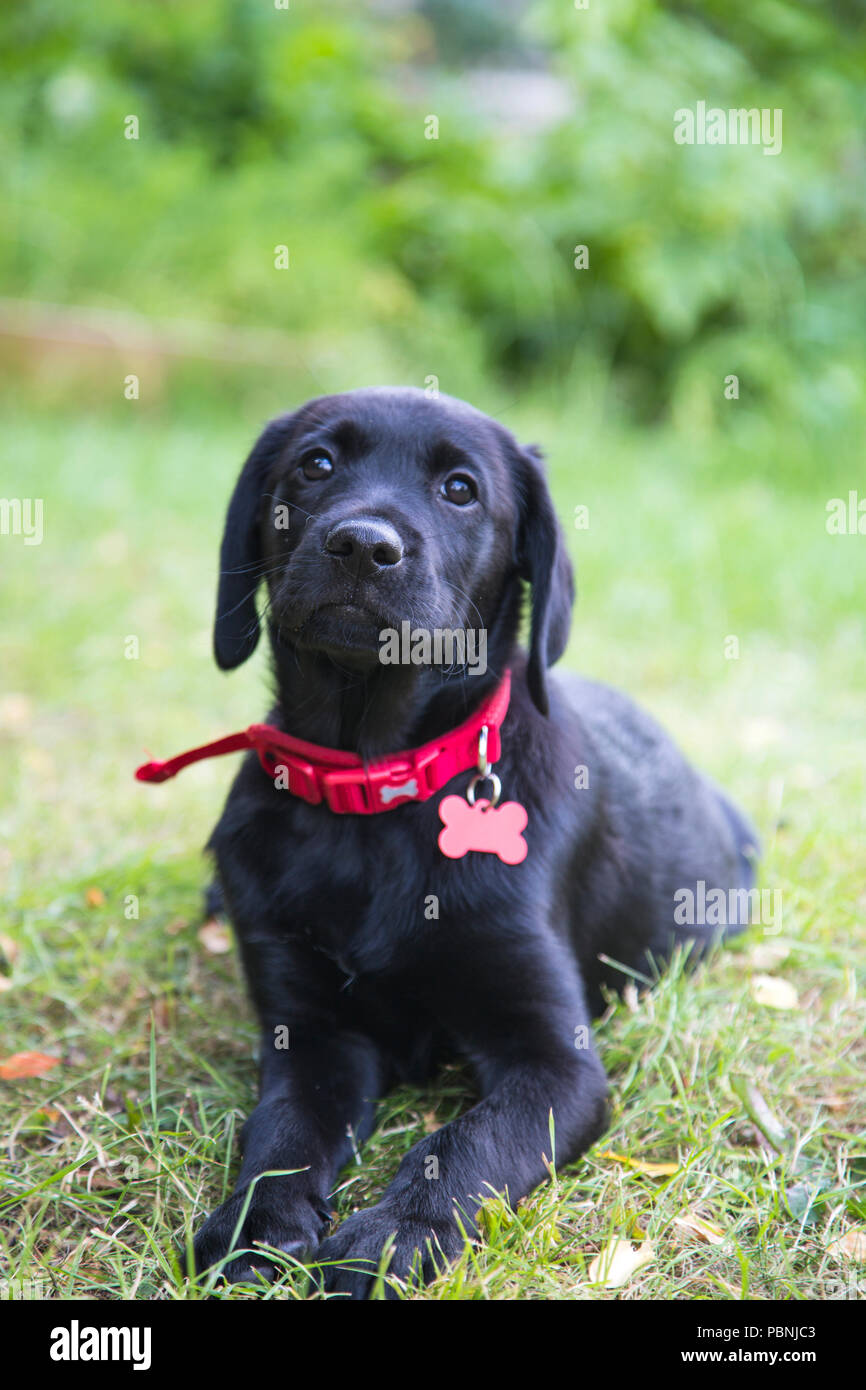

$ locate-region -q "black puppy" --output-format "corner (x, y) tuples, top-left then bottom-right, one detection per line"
(186, 387), (756, 1297)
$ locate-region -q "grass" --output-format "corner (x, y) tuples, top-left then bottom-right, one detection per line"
(1, 388), (864, 1300)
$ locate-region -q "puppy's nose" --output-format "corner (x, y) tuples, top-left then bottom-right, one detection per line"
(324, 518), (404, 576)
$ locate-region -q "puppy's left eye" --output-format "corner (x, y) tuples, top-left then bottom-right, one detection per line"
(440, 474), (477, 506)
(300, 452), (334, 481)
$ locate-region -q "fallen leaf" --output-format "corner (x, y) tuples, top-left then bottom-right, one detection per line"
(0, 933), (19, 964)
(820, 1094), (851, 1112)
(588, 1237), (654, 1288)
(748, 941), (791, 971)
(85, 887), (106, 908)
(0, 694), (32, 730)
(0, 1051), (61, 1079)
(82, 1167), (121, 1191)
(750, 974), (799, 1010)
(674, 1212), (726, 1246)
(422, 1110), (440, 1134)
(22, 747), (55, 779)
(198, 919), (232, 954)
(741, 717), (786, 753)
(827, 1229), (866, 1263)
(599, 1149), (680, 1177)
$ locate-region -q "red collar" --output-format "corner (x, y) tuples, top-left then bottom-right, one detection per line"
(136, 671), (511, 815)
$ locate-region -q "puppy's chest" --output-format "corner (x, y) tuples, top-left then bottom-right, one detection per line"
(229, 780), (535, 979)
(270, 823), (429, 975)
(265, 813), (487, 978)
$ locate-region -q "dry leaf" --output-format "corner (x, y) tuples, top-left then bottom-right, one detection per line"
(0, 1051), (61, 1079)
(741, 717), (786, 752)
(827, 1229), (866, 1263)
(748, 941), (790, 971)
(82, 1167), (121, 1191)
(152, 997), (171, 1030)
(820, 1094), (851, 1112)
(600, 1149), (680, 1177)
(674, 1212), (726, 1246)
(588, 1237), (654, 1288)
(0, 694), (32, 730)
(750, 974), (799, 1010)
(85, 887), (106, 908)
(0, 933), (19, 963)
(198, 919), (232, 954)
(422, 1110), (440, 1134)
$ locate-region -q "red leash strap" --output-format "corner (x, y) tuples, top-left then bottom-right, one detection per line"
(135, 670), (513, 815)
(135, 730), (257, 783)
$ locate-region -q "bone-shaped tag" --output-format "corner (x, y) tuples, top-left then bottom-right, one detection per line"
(380, 776), (419, 806)
(437, 795), (528, 864)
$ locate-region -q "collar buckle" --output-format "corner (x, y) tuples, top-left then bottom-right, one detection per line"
(256, 746), (323, 804)
(366, 745), (440, 811)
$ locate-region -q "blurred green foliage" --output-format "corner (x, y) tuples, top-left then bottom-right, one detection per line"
(2, 0), (864, 427)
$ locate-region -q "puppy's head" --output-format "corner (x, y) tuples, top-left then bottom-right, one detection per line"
(213, 387), (572, 713)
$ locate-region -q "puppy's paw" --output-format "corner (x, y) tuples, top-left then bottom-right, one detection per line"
(190, 1182), (332, 1286)
(315, 1205), (464, 1300)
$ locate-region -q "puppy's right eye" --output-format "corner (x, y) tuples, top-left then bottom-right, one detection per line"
(300, 453), (334, 481)
(440, 473), (476, 506)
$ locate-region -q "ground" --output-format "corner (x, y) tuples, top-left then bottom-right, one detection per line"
(1, 402), (864, 1300)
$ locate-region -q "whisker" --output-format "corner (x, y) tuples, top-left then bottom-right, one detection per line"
(260, 492), (318, 526)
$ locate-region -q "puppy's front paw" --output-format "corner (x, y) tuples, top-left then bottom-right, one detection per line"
(190, 1181), (332, 1286)
(315, 1204), (465, 1300)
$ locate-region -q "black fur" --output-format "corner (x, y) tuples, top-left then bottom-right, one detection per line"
(189, 387), (757, 1297)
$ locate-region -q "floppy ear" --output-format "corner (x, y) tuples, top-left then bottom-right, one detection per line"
(213, 414), (296, 671)
(514, 444), (575, 716)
